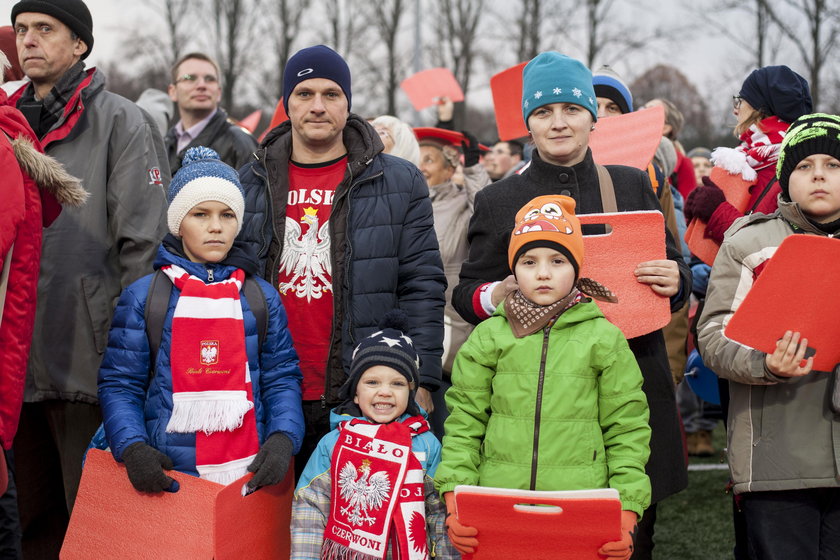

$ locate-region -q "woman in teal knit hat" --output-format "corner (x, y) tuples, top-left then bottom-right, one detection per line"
(450, 51), (691, 560)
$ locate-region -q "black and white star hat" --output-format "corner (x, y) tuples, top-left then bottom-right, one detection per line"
(339, 310), (422, 407)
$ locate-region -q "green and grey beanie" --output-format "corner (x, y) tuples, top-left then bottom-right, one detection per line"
(777, 113), (840, 199)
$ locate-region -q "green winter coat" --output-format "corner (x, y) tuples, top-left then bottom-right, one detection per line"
(435, 299), (652, 517)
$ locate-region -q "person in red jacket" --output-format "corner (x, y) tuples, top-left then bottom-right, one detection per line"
(0, 50), (86, 554)
(684, 66), (813, 243)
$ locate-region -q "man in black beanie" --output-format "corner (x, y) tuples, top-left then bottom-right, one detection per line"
(7, 1), (169, 557)
(237, 45), (445, 480)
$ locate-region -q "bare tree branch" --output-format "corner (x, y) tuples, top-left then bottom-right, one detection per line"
(764, 0), (840, 107)
(371, 0), (406, 115)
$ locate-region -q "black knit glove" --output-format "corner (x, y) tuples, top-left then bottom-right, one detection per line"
(246, 432), (293, 490)
(121, 442), (177, 493)
(461, 130), (481, 167)
(830, 363), (840, 415)
(684, 176), (726, 222)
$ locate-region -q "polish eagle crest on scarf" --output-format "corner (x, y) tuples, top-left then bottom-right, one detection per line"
(322, 417), (430, 560)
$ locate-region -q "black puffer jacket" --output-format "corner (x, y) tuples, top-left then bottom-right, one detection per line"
(236, 115), (445, 403)
(454, 149), (690, 504)
(166, 109), (257, 173)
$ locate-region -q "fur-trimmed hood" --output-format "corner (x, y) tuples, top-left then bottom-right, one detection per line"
(0, 102), (87, 225)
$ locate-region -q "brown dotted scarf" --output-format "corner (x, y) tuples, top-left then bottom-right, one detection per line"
(504, 279), (618, 338)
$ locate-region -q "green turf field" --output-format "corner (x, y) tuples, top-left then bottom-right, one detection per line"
(654, 423), (736, 559)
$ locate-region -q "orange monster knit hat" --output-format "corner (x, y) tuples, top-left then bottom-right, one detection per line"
(508, 195), (584, 275)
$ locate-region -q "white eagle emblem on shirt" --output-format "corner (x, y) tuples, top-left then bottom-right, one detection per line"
(338, 459), (391, 526)
(278, 207), (332, 301)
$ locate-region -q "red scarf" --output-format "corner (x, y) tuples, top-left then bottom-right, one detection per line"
(712, 116), (788, 182)
(162, 264), (259, 484)
(322, 416), (430, 560)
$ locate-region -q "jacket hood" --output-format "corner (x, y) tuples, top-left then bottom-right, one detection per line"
(155, 234), (260, 279)
(777, 197), (840, 236)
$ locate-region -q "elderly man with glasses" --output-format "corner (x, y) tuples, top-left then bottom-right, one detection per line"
(165, 52), (257, 173)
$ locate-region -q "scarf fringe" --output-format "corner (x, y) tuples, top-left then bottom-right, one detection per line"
(166, 394), (253, 434)
(320, 538), (381, 560)
(198, 457), (253, 485)
(711, 147), (757, 182)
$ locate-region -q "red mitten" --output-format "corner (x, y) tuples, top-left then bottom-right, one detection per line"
(598, 510), (638, 559)
(443, 492), (479, 555)
(684, 176), (726, 223)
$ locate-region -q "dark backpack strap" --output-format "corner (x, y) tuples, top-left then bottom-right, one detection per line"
(145, 272), (268, 376)
(747, 177), (778, 214)
(145, 269), (172, 374)
(243, 277), (268, 349)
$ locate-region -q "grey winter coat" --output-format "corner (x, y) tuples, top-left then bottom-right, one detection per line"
(13, 68), (169, 403)
(429, 164), (490, 374)
(698, 198), (840, 494)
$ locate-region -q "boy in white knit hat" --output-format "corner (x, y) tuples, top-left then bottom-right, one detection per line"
(98, 147), (304, 493)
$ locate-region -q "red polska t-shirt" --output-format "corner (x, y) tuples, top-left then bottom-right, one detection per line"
(279, 155), (347, 400)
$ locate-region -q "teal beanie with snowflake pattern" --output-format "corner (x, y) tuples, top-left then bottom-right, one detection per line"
(522, 52), (598, 125)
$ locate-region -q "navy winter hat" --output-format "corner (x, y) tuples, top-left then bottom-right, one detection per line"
(522, 52), (598, 125)
(12, 0), (93, 59)
(282, 45), (351, 113)
(592, 65), (633, 114)
(339, 310), (422, 416)
(167, 147), (245, 236)
(739, 65), (812, 124)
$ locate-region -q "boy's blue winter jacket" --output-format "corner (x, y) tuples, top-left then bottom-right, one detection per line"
(98, 243), (304, 475)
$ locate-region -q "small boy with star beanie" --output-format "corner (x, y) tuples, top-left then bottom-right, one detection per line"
(291, 309), (455, 560)
(435, 195), (651, 560)
(98, 146), (304, 493)
(697, 113), (840, 558)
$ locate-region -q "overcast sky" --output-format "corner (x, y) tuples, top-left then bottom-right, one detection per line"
(2, 0), (824, 134)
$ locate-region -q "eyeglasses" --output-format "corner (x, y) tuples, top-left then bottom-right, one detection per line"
(732, 95), (743, 110)
(175, 73), (219, 85)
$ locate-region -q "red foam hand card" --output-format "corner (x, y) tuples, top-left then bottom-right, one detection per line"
(724, 235), (840, 372)
(490, 62), (528, 141)
(237, 110), (262, 134)
(589, 106), (664, 170)
(214, 469), (293, 560)
(685, 166), (752, 265)
(578, 211), (671, 339)
(400, 68), (464, 111)
(62, 449), (293, 560)
(259, 98), (288, 142)
(454, 485), (621, 560)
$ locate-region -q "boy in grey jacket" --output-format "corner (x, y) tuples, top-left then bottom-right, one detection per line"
(698, 113), (840, 560)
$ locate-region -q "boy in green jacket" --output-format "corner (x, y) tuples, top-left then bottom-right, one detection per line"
(436, 195), (651, 559)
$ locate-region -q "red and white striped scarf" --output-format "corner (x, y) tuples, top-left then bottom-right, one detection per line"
(322, 416), (430, 560)
(162, 264), (259, 485)
(712, 116), (789, 182)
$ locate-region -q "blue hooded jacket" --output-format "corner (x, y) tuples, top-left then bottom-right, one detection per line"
(98, 241), (304, 475)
